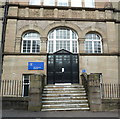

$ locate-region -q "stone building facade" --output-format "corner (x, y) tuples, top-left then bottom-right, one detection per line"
(1, 0), (120, 96)
(0, 1), (5, 80)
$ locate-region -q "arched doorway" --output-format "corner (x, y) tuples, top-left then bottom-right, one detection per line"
(47, 27), (79, 84)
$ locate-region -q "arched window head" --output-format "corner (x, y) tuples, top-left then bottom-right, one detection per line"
(85, 0), (95, 8)
(44, 0), (55, 6)
(29, 0), (41, 5)
(84, 33), (102, 53)
(22, 32), (40, 53)
(57, 0), (68, 6)
(48, 27), (78, 53)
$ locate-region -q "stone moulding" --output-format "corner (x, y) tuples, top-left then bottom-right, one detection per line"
(7, 5), (119, 21)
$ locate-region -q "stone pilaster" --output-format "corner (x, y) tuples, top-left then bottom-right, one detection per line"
(54, 8), (58, 18)
(79, 38), (85, 53)
(40, 37), (47, 53)
(15, 37), (21, 53)
(105, 10), (113, 19)
(40, 8), (44, 17)
(4, 19), (17, 53)
(25, 7), (29, 17)
(8, 6), (18, 17)
(103, 38), (109, 53)
(106, 22), (117, 53)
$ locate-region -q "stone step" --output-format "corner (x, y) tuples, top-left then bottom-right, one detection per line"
(42, 100), (88, 104)
(44, 85), (84, 88)
(42, 105), (89, 111)
(42, 93), (86, 97)
(41, 107), (90, 111)
(42, 103), (89, 108)
(43, 87), (85, 91)
(41, 84), (89, 112)
(43, 90), (86, 94)
(42, 96), (88, 100)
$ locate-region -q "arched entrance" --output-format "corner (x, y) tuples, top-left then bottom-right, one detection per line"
(47, 49), (79, 84)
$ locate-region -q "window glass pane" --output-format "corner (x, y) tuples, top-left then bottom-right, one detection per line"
(72, 41), (77, 53)
(29, 0), (41, 5)
(23, 32), (40, 40)
(48, 28), (78, 53)
(94, 41), (101, 53)
(23, 40), (31, 53)
(56, 40), (71, 52)
(48, 41), (54, 53)
(71, 0), (82, 7)
(23, 75), (30, 97)
(22, 32), (40, 53)
(44, 0), (55, 6)
(49, 30), (54, 39)
(56, 28), (70, 39)
(72, 31), (77, 39)
(85, 0), (95, 8)
(85, 33), (102, 53)
(85, 41), (92, 53)
(58, 0), (68, 6)
(32, 40), (40, 53)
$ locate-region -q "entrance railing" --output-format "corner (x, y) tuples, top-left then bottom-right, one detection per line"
(0, 80), (23, 97)
(102, 83), (120, 99)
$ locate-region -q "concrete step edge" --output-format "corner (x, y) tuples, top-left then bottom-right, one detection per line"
(42, 93), (87, 96)
(44, 85), (84, 88)
(43, 91), (86, 93)
(43, 88), (85, 91)
(42, 103), (89, 107)
(42, 100), (88, 103)
(42, 96), (87, 99)
(41, 107), (90, 111)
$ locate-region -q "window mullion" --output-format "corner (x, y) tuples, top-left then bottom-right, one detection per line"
(31, 40), (32, 53)
(21, 40), (23, 53)
(70, 30), (72, 52)
(54, 30), (56, 52)
(26, 40), (28, 53)
(77, 38), (79, 53)
(101, 39), (103, 53)
(92, 41), (94, 53)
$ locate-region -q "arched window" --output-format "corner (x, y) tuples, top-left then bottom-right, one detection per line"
(48, 28), (78, 53)
(29, 0), (41, 5)
(71, 0), (82, 7)
(57, 0), (68, 6)
(22, 32), (40, 53)
(84, 33), (102, 53)
(85, 0), (95, 8)
(44, 0), (55, 6)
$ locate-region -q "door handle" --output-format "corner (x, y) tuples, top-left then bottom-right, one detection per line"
(62, 68), (64, 73)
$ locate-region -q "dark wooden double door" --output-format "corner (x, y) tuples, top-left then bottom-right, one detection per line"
(47, 50), (79, 84)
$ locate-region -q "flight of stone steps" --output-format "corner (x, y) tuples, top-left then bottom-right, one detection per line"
(41, 84), (90, 111)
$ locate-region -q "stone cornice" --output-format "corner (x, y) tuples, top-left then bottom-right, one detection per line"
(7, 3), (119, 11)
(6, 16), (120, 23)
(3, 52), (120, 56)
(6, 5), (119, 23)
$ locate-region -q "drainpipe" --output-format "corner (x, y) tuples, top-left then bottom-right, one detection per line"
(0, 1), (8, 81)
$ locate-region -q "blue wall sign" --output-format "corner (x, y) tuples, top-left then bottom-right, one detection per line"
(28, 62), (44, 70)
(82, 69), (86, 73)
